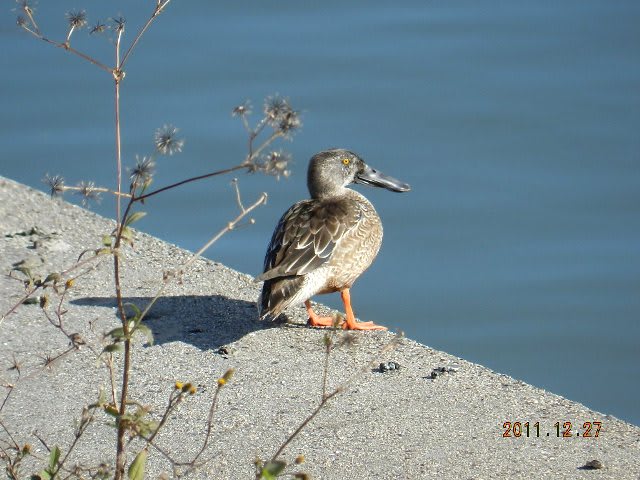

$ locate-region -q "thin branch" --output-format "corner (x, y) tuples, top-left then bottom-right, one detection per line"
(231, 178), (245, 212)
(144, 390), (182, 447)
(134, 165), (247, 203)
(105, 354), (118, 406)
(19, 27), (112, 74)
(55, 185), (132, 198)
(247, 118), (269, 160)
(189, 382), (223, 465)
(114, 29), (124, 227)
(139, 435), (176, 466)
(2, 251), (105, 328)
(113, 26), (128, 477)
(119, 0), (172, 70)
(134, 192), (267, 326)
(1, 285), (40, 327)
(0, 419), (20, 451)
(33, 431), (51, 453)
(0, 382), (16, 415)
(56, 407), (97, 476)
(23, 7), (41, 35)
(267, 333), (403, 465)
(248, 131), (284, 163)
(268, 390), (341, 465)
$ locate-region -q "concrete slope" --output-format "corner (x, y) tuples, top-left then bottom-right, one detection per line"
(1, 177), (638, 479)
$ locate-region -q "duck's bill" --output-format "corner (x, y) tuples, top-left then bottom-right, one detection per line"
(355, 165), (411, 192)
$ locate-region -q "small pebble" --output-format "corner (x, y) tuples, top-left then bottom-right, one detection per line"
(582, 459), (603, 470)
(429, 364), (459, 379)
(378, 361), (401, 373)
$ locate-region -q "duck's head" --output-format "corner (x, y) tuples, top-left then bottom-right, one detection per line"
(307, 149), (411, 199)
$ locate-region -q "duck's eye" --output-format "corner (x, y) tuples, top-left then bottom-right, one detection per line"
(342, 158), (350, 166)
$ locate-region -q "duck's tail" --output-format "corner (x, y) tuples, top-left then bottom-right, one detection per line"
(258, 276), (305, 321)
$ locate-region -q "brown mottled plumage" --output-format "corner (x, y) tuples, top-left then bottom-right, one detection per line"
(256, 149), (410, 330)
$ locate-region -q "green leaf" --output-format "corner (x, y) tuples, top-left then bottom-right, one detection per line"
(124, 211), (147, 227)
(106, 327), (125, 340)
(48, 445), (61, 471)
(102, 344), (124, 354)
(102, 234), (113, 247)
(135, 324), (154, 346)
(128, 449), (147, 480)
(124, 303), (142, 325)
(120, 227), (134, 247)
(44, 273), (61, 284)
(13, 266), (32, 278)
(261, 460), (287, 479)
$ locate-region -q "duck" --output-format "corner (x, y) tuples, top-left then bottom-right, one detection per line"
(256, 149), (410, 330)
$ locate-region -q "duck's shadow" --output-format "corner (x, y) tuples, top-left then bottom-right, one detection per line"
(71, 294), (286, 350)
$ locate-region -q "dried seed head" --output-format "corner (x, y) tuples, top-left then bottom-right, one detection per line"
(154, 124), (184, 156)
(43, 174), (65, 197)
(263, 95), (301, 137)
(15, 0), (34, 15)
(264, 95), (292, 124)
(232, 100), (252, 117)
(66, 10), (87, 29)
(112, 16), (126, 33)
(90, 20), (107, 35)
(129, 155), (155, 184)
(277, 109), (302, 137)
(75, 181), (101, 205)
(255, 150), (292, 180)
(16, 15), (27, 27)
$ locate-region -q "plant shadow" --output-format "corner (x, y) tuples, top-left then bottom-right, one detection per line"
(71, 294), (284, 351)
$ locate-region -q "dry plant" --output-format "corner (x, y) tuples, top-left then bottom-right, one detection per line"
(2, 2), (402, 479)
(254, 326), (404, 480)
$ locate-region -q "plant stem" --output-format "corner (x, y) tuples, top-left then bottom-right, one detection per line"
(134, 165), (248, 203)
(120, 0), (173, 70)
(114, 32), (124, 227)
(113, 25), (129, 480)
(268, 390), (340, 465)
(19, 26), (112, 74)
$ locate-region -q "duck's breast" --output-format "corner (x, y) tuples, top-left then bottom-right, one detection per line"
(325, 191), (383, 290)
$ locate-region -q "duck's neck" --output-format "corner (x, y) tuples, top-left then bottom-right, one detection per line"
(308, 181), (348, 199)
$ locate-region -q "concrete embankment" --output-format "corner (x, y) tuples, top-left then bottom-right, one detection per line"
(1, 177), (638, 479)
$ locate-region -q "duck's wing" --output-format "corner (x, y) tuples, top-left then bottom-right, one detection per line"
(257, 198), (361, 282)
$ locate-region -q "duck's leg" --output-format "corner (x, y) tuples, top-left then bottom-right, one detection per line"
(305, 300), (342, 327)
(341, 288), (387, 331)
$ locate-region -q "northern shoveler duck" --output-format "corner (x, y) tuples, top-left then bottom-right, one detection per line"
(256, 149), (410, 330)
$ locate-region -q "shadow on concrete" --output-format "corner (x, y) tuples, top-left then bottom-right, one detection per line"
(71, 294), (287, 351)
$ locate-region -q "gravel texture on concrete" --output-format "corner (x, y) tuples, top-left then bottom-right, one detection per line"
(1, 176), (638, 479)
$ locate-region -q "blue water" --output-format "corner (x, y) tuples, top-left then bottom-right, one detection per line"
(2, 1), (639, 425)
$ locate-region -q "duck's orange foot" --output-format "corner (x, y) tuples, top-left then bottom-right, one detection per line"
(304, 297), (388, 331)
(343, 320), (387, 331)
(307, 315), (342, 328)
(340, 289), (387, 331)
(305, 300), (343, 328)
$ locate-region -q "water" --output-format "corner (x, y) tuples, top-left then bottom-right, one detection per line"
(2, 1), (639, 425)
